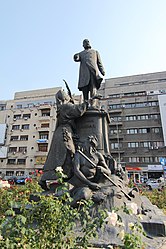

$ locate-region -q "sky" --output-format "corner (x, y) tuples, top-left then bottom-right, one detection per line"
(0, 0), (166, 100)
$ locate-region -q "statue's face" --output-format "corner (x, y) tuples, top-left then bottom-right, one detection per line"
(83, 39), (90, 49)
(64, 95), (70, 103)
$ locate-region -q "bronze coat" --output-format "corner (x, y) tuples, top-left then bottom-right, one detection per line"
(74, 49), (105, 90)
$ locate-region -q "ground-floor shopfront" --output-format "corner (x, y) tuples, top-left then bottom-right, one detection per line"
(126, 165), (164, 183)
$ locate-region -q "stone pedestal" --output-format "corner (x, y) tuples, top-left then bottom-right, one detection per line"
(76, 109), (110, 156)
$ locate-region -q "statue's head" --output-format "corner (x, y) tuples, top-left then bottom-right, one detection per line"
(88, 135), (98, 147)
(56, 90), (70, 105)
(83, 39), (91, 49)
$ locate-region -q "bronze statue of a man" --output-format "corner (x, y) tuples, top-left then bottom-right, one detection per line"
(74, 39), (105, 101)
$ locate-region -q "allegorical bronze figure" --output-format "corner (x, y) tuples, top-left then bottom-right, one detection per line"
(39, 89), (87, 190)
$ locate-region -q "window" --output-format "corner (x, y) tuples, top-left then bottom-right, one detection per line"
(135, 102), (147, 108)
(10, 136), (19, 141)
(127, 129), (137, 134)
(129, 157), (140, 162)
(0, 104), (6, 110)
(27, 103), (34, 108)
(9, 147), (17, 153)
(7, 159), (16, 164)
(112, 116), (122, 122)
(18, 147), (27, 153)
(153, 141), (164, 148)
(23, 114), (31, 119)
(20, 135), (28, 141)
(41, 109), (50, 116)
(142, 157), (153, 163)
(126, 116), (136, 121)
(150, 114), (159, 119)
(128, 142), (139, 148)
(111, 142), (119, 149)
(17, 159), (26, 165)
(13, 114), (21, 120)
(16, 104), (22, 109)
(109, 104), (121, 110)
(38, 143), (48, 152)
(124, 92), (135, 97)
(6, 171), (14, 176)
(108, 94), (120, 98)
(140, 142), (151, 148)
(16, 171), (24, 176)
(39, 132), (49, 140)
(110, 129), (122, 134)
(41, 123), (49, 128)
(151, 127), (160, 133)
(138, 128), (149, 134)
(154, 156), (159, 162)
(125, 103), (136, 108)
(148, 101), (158, 107)
(137, 115), (149, 120)
(12, 125), (20, 130)
(21, 124), (29, 130)
(136, 91), (146, 96)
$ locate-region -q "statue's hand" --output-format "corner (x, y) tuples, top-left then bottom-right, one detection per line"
(73, 54), (79, 62)
(97, 166), (111, 177)
(96, 165), (104, 173)
(90, 183), (100, 191)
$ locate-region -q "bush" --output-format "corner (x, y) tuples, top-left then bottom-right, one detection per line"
(0, 179), (106, 249)
(141, 188), (166, 214)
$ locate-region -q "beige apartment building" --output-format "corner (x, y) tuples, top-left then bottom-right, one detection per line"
(1, 71), (166, 182)
(99, 71), (166, 182)
(0, 87), (62, 179)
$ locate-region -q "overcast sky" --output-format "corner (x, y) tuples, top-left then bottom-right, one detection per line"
(0, 0), (166, 100)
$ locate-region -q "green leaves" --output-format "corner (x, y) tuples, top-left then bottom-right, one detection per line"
(0, 179), (106, 249)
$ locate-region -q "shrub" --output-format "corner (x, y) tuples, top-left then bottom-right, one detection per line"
(0, 179), (106, 249)
(141, 188), (166, 214)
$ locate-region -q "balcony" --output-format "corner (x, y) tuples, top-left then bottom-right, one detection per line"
(110, 148), (124, 153)
(38, 104), (51, 109)
(36, 139), (48, 143)
(38, 116), (51, 121)
(35, 151), (48, 156)
(36, 127), (50, 132)
(109, 109), (122, 114)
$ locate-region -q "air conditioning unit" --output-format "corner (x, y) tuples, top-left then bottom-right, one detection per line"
(24, 117), (28, 120)
(13, 152), (16, 155)
(11, 129), (13, 132)
(20, 129), (23, 131)
(13, 118), (16, 121)
(23, 151), (26, 154)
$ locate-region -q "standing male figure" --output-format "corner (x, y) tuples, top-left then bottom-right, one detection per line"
(74, 39), (105, 101)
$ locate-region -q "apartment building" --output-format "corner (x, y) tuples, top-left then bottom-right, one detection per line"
(99, 71), (166, 182)
(0, 87), (62, 179)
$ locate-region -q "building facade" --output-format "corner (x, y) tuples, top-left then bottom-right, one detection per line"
(0, 87), (62, 179)
(1, 71), (166, 182)
(99, 71), (166, 182)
